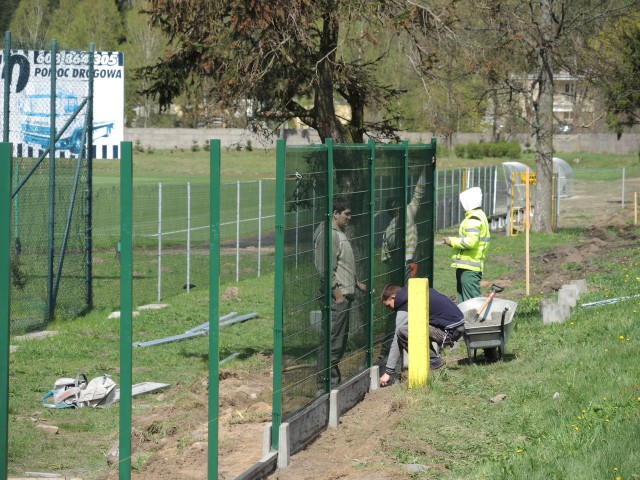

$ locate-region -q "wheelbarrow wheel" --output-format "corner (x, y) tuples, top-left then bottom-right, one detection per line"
(484, 347), (499, 361)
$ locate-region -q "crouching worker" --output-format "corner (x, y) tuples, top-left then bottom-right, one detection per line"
(379, 283), (465, 387)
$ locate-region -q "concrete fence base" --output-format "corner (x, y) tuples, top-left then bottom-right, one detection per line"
(541, 279), (587, 324)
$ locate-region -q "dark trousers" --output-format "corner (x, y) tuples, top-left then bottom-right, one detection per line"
(317, 295), (352, 388)
(395, 324), (443, 368)
(456, 268), (482, 303)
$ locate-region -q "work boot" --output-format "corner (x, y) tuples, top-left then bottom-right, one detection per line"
(430, 358), (445, 370)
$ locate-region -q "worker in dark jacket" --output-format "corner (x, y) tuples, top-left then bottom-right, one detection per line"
(379, 283), (464, 386)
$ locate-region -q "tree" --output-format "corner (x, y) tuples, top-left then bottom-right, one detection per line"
(591, 13), (640, 137)
(8, 0), (51, 46)
(121, 1), (167, 127)
(140, 0), (446, 143)
(0, 0), (21, 35)
(49, 0), (124, 50)
(457, 0), (639, 232)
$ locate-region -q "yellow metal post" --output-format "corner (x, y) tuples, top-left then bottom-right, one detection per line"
(408, 277), (429, 388)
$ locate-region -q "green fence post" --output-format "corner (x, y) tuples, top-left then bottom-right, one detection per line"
(47, 39), (57, 322)
(402, 140), (409, 274)
(270, 139), (285, 450)
(367, 139), (375, 367)
(2, 33), (9, 142)
(429, 138), (437, 284)
(86, 43), (95, 310)
(208, 139), (221, 477)
(0, 142), (12, 479)
(119, 141), (133, 480)
(323, 139), (334, 392)
(3, 33), (19, 266)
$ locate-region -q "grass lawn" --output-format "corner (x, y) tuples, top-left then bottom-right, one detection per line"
(9, 219), (640, 478)
(6, 148), (640, 478)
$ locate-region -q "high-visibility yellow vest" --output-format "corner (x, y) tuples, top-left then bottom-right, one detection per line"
(450, 209), (490, 272)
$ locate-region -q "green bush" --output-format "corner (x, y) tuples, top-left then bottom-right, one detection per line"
(454, 144), (466, 158)
(466, 142), (485, 159)
(455, 140), (521, 159)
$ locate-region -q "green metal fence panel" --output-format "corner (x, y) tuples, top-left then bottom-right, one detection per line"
(409, 141), (437, 286)
(279, 143), (329, 418)
(0, 142), (12, 479)
(371, 143), (407, 362)
(276, 140), (435, 421)
(331, 143), (372, 387)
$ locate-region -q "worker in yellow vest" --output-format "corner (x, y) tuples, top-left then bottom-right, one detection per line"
(443, 187), (490, 303)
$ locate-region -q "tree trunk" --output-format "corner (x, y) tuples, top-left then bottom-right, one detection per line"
(532, 0), (554, 233)
(315, 8), (343, 143)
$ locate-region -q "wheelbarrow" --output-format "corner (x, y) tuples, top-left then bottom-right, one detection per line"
(457, 297), (518, 363)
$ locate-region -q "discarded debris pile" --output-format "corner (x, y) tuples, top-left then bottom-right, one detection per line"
(42, 374), (169, 409)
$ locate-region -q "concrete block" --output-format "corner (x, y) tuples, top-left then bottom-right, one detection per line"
(336, 369), (369, 418)
(286, 393), (329, 456)
(262, 422), (272, 457)
(277, 422), (290, 469)
(558, 285), (579, 308)
(137, 303), (169, 310)
(569, 279), (587, 296)
(541, 300), (570, 324)
(108, 310), (139, 320)
(35, 424), (59, 434)
(236, 451), (278, 480)
(329, 390), (339, 429)
(370, 365), (379, 391)
(13, 331), (59, 341)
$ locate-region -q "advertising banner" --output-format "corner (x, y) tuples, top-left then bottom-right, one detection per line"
(1, 49), (124, 159)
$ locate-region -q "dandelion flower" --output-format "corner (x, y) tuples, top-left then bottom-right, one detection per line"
(572, 425), (579, 431)
(605, 349), (609, 352)
(619, 335), (625, 340)
(516, 449), (524, 453)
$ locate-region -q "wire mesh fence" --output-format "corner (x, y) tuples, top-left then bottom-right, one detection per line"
(274, 140), (437, 421)
(90, 180), (276, 309)
(3, 35), (94, 333)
